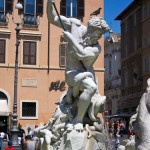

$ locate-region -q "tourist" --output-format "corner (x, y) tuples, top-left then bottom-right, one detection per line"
(113, 121), (118, 138)
(5, 141), (14, 150)
(115, 130), (120, 149)
(108, 120), (113, 138)
(24, 135), (37, 150)
(119, 120), (125, 137)
(32, 125), (39, 141)
(27, 127), (32, 137)
(18, 124), (25, 149)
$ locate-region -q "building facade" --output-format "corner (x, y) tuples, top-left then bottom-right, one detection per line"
(0, 0), (105, 132)
(104, 33), (121, 115)
(142, 0), (150, 88)
(115, 0), (150, 115)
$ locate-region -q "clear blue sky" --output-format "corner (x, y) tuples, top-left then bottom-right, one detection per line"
(104, 0), (133, 35)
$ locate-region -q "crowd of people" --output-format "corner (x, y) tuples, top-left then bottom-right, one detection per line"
(106, 119), (127, 148)
(105, 118), (135, 149)
(0, 124), (39, 150)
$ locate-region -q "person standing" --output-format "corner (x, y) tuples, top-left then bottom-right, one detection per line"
(115, 130), (120, 149)
(18, 124), (25, 149)
(24, 135), (37, 150)
(32, 125), (39, 141)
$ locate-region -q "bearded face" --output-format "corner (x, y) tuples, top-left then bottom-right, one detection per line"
(82, 16), (110, 46)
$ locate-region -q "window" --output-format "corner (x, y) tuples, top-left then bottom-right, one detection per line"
(109, 60), (111, 74)
(23, 41), (36, 65)
(0, 0), (13, 23)
(66, 0), (77, 17)
(133, 36), (137, 52)
(142, 4), (147, 19)
(59, 42), (67, 67)
(18, 0), (43, 25)
(60, 0), (84, 18)
(0, 39), (5, 63)
(134, 13), (136, 26)
(20, 100), (38, 119)
(124, 71), (128, 88)
(144, 56), (150, 73)
(125, 20), (128, 33)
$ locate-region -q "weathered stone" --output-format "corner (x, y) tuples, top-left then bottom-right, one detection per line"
(35, 0), (110, 149)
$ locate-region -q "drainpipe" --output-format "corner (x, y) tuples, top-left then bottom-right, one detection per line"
(48, 22), (50, 73)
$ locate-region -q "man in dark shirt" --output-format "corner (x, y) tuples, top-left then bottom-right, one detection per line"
(18, 125), (25, 149)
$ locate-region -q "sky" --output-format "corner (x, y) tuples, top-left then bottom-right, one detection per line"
(104, 0), (133, 36)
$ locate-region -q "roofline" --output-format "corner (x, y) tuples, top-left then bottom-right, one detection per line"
(115, 0), (141, 20)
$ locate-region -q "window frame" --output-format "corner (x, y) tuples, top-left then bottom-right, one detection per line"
(18, 0), (43, 25)
(0, 39), (6, 64)
(23, 40), (37, 65)
(60, 0), (84, 18)
(20, 100), (38, 120)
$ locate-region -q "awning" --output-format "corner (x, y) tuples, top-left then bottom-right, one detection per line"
(112, 113), (131, 118)
(0, 100), (9, 116)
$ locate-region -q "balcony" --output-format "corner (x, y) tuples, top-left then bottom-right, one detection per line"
(23, 15), (39, 27)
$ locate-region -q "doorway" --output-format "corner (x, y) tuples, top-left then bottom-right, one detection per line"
(0, 116), (8, 133)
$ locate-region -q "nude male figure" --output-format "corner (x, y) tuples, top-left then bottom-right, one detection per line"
(47, 0), (109, 126)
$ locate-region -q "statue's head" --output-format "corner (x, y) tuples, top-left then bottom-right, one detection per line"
(88, 16), (110, 34)
(83, 16), (110, 46)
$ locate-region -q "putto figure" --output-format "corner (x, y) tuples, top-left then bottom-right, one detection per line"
(36, 0), (110, 149)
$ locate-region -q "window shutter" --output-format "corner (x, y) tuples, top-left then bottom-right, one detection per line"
(59, 42), (67, 67)
(36, 0), (43, 16)
(23, 41), (36, 65)
(77, 0), (84, 18)
(18, 0), (24, 15)
(5, 0), (13, 13)
(30, 42), (36, 65)
(0, 40), (5, 63)
(60, 0), (66, 16)
(23, 42), (29, 64)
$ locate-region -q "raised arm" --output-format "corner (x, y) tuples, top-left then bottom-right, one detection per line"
(47, 0), (71, 29)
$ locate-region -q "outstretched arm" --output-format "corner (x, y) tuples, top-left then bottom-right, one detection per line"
(47, 0), (71, 29)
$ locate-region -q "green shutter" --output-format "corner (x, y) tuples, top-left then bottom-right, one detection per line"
(36, 0), (43, 16)
(0, 40), (5, 63)
(77, 0), (84, 18)
(60, 0), (66, 16)
(5, 0), (13, 13)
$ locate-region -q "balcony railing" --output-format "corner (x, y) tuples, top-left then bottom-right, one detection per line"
(0, 13), (6, 23)
(23, 15), (39, 26)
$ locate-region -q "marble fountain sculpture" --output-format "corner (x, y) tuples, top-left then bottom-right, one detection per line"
(35, 0), (110, 149)
(118, 79), (150, 150)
